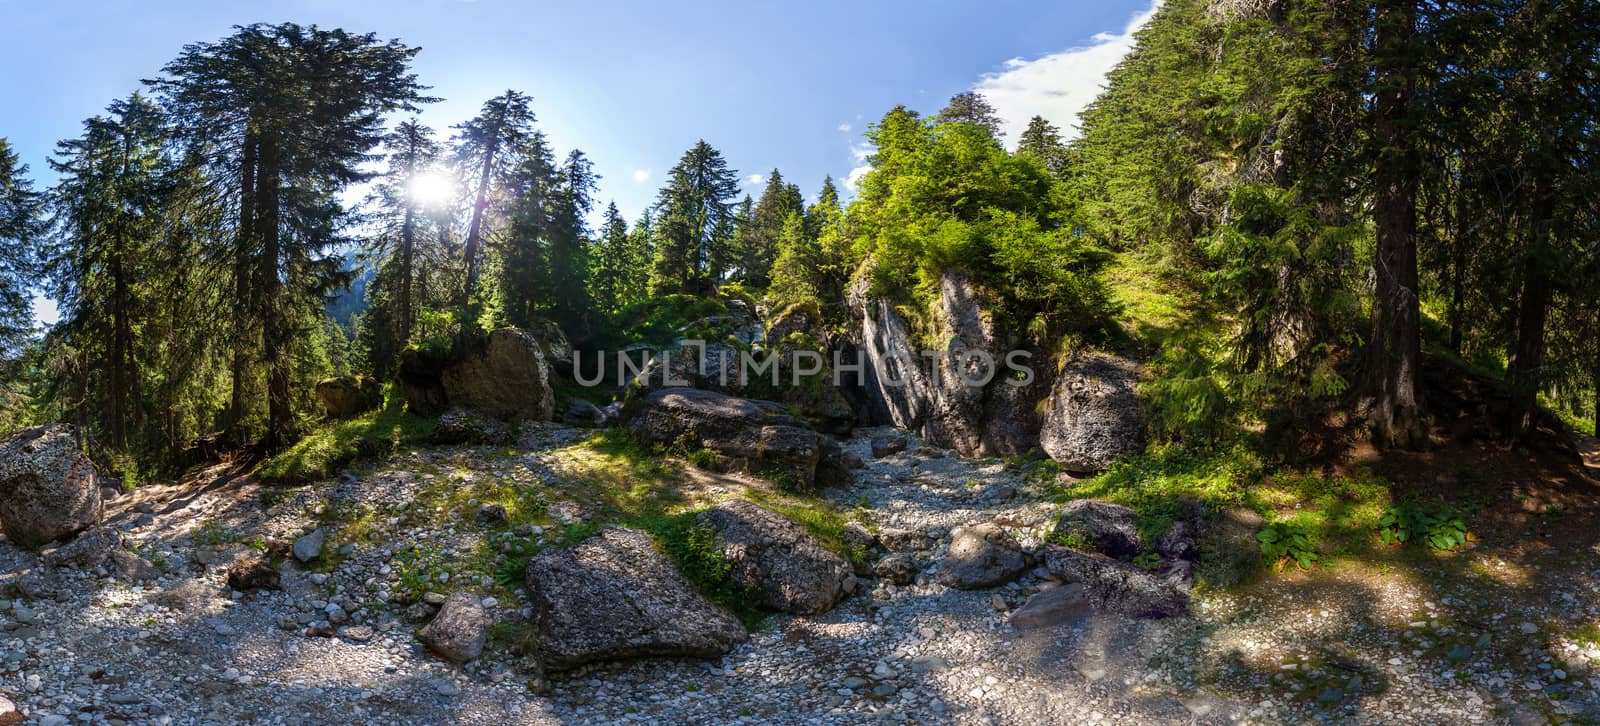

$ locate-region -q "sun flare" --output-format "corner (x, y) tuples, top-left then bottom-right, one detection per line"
(408, 170), (454, 206)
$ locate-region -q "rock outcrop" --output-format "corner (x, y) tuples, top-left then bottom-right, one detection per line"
(849, 268), (1046, 458)
(628, 388), (851, 490)
(314, 376), (383, 419)
(0, 425), (102, 549)
(524, 527), (747, 669)
(697, 500), (853, 614)
(1039, 353), (1142, 472)
(939, 523), (1027, 589)
(1042, 546), (1189, 618)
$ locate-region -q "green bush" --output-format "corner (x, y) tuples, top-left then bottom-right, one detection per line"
(1377, 502), (1469, 551)
(1257, 521), (1318, 571)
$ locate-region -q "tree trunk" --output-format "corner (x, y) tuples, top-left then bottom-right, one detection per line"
(401, 205), (415, 344)
(227, 131), (258, 437)
(1448, 167), (1469, 355)
(1506, 261), (1550, 440)
(257, 139), (293, 449)
(110, 240), (128, 449)
(1366, 0), (1426, 448)
(460, 133), (501, 314)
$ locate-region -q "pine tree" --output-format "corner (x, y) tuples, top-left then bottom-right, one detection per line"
(453, 90), (538, 320)
(935, 91), (1003, 139)
(494, 129), (557, 329)
(150, 22), (431, 446)
(590, 202), (631, 316)
(545, 149), (597, 336)
(1016, 116), (1068, 176)
(359, 119), (444, 377)
(0, 139), (43, 358)
(649, 140), (740, 296)
(46, 93), (170, 447)
(736, 169), (804, 288)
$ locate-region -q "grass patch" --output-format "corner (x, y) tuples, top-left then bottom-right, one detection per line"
(258, 388), (434, 483)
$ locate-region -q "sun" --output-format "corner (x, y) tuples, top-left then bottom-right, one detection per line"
(408, 170), (454, 207)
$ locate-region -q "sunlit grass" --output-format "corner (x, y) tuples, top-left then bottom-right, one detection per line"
(257, 388), (434, 483)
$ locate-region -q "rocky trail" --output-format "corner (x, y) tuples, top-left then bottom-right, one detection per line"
(0, 422), (1598, 725)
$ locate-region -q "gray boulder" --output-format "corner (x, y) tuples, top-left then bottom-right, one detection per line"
(0, 425), (102, 549)
(1053, 500), (1142, 558)
(528, 320), (574, 375)
(1008, 584), (1090, 630)
(870, 434), (908, 458)
(293, 528), (325, 562)
(874, 553), (917, 585)
(628, 388), (850, 490)
(42, 527), (119, 569)
(562, 400), (606, 428)
(698, 500), (852, 614)
(524, 526), (747, 669)
(417, 592), (488, 663)
(1039, 354), (1142, 472)
(1042, 546), (1189, 618)
(939, 523), (1027, 589)
(430, 407), (513, 446)
(440, 328), (556, 421)
(314, 376), (382, 419)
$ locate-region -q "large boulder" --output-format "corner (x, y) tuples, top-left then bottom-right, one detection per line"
(399, 327), (556, 421)
(314, 375), (383, 419)
(417, 592), (488, 663)
(1042, 546), (1189, 618)
(0, 425), (102, 549)
(697, 500), (852, 614)
(1040, 353), (1143, 472)
(939, 523), (1027, 590)
(442, 328), (556, 421)
(527, 320), (574, 376)
(628, 388), (851, 490)
(524, 527), (747, 669)
(1053, 500), (1143, 559)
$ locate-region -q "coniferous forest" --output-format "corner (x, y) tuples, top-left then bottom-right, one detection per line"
(0, 1), (1599, 723)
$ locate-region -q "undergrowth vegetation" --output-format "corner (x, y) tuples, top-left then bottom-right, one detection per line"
(257, 386), (434, 483)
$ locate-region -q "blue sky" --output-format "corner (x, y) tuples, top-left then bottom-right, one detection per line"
(1, 0), (1158, 323)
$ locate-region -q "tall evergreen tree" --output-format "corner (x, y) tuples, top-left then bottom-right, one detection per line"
(1016, 115), (1068, 176)
(590, 202), (631, 316)
(453, 90), (538, 319)
(935, 91), (1003, 138)
(736, 169), (804, 288)
(545, 149), (597, 336)
(494, 129), (557, 329)
(46, 93), (169, 447)
(359, 119), (444, 377)
(649, 140), (740, 296)
(0, 139), (43, 358)
(150, 22), (430, 446)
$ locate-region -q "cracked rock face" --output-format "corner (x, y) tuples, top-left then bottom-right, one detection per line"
(523, 526), (747, 670)
(698, 500), (853, 614)
(0, 425), (102, 549)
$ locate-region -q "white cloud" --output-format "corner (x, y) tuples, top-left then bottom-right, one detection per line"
(842, 142), (874, 193)
(630, 169), (650, 183)
(748, 174), (766, 186)
(973, 0), (1161, 146)
(837, 123), (852, 133)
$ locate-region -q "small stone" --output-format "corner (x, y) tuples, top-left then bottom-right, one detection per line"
(293, 528), (326, 562)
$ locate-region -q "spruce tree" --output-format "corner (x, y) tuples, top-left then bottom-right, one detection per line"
(0, 139), (43, 358)
(649, 140), (740, 296)
(453, 90), (538, 319)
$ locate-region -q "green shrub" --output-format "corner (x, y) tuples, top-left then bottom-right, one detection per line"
(1377, 502), (1469, 551)
(1257, 520), (1318, 571)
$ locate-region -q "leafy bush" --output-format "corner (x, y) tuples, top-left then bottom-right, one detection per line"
(1257, 520), (1318, 571)
(1377, 502), (1469, 551)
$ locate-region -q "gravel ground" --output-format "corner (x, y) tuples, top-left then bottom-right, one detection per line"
(0, 424), (1595, 724)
